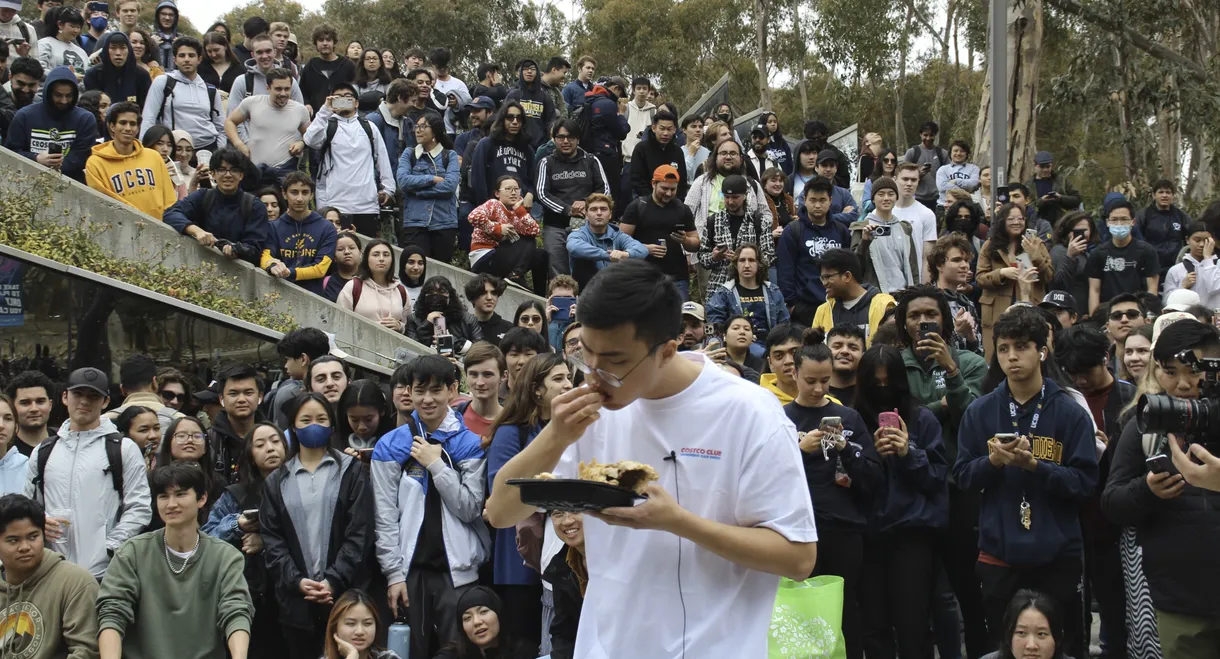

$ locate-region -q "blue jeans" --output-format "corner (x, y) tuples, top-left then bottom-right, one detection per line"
(458, 201), (474, 252)
(674, 279), (690, 302)
(748, 341), (764, 360)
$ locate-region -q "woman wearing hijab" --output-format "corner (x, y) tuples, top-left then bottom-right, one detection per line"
(83, 31), (151, 107)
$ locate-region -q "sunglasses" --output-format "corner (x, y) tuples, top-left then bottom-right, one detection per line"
(505, 115), (523, 123)
(160, 390), (183, 402)
(1109, 309), (1142, 322)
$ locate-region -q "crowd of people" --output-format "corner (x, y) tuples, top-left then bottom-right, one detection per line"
(5, 2), (1220, 659)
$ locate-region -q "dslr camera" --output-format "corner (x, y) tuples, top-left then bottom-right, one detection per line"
(1138, 349), (1220, 449)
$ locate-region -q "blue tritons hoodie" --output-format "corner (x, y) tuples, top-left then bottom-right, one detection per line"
(4, 66), (99, 183)
(261, 211), (338, 295)
(776, 205), (852, 308)
(953, 378), (1098, 566)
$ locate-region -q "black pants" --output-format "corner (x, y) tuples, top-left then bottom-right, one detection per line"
(472, 238), (549, 296)
(406, 569), (474, 659)
(860, 527), (937, 659)
(1083, 529), (1127, 659)
(977, 556), (1084, 659)
(249, 592), (287, 659)
(399, 226), (457, 265)
(494, 583), (543, 650)
(282, 623), (325, 659)
(593, 150), (625, 221)
(791, 300), (818, 327)
(814, 526), (865, 659)
(941, 486), (990, 658)
(347, 212), (381, 237)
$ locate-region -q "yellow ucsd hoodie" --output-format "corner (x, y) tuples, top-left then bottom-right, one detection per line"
(85, 140), (177, 220)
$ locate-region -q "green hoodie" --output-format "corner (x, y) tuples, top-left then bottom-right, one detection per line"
(96, 530), (252, 659)
(0, 549), (99, 659)
(902, 345), (987, 470)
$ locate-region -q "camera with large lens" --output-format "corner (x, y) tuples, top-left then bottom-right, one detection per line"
(1137, 350), (1220, 449)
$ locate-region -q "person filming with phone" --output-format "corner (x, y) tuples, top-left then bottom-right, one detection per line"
(976, 203), (1053, 360)
(954, 308), (1098, 659)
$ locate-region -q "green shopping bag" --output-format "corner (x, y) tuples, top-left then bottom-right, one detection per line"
(768, 575), (847, 659)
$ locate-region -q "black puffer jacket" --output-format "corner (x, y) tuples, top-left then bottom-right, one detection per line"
(260, 450), (375, 630)
(406, 311), (483, 355)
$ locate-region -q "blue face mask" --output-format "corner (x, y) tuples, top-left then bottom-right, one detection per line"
(90, 16), (109, 31)
(1108, 224), (1132, 239)
(294, 423), (331, 449)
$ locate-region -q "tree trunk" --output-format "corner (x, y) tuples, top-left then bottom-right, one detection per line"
(1186, 137), (1214, 203)
(931, 0), (957, 128)
(974, 0), (1044, 183)
(895, 3), (914, 149)
(754, 0), (772, 109)
(1113, 42), (1136, 179)
(792, 0), (808, 118)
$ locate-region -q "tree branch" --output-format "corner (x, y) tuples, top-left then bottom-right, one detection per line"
(898, 0), (948, 49)
(1046, 0), (1208, 83)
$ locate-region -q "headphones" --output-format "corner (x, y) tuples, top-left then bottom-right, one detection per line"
(1040, 350), (1047, 362)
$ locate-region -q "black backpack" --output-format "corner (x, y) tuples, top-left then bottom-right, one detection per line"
(570, 102), (593, 149)
(32, 432), (126, 500)
(156, 76), (220, 128)
(319, 115), (383, 193)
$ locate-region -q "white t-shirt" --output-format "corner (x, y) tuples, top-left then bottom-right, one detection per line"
(893, 201), (938, 281)
(236, 95), (310, 167)
(555, 353), (817, 658)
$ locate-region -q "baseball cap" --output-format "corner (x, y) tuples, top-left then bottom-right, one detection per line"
(1034, 151), (1054, 165)
(681, 301), (705, 321)
(67, 367), (110, 397)
(468, 96), (496, 111)
(1039, 291), (1076, 311)
(1164, 288), (1202, 312)
(817, 149), (838, 164)
(652, 164), (680, 183)
(750, 126), (767, 139)
(193, 381), (220, 405)
(1150, 311), (1197, 352)
(721, 175), (748, 196)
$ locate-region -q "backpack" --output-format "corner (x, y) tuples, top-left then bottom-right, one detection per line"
(200, 188), (255, 222)
(32, 432), (126, 500)
(570, 102), (593, 146)
(319, 115), (383, 193)
(11, 20), (35, 46)
(156, 76), (220, 128)
(350, 277), (408, 309)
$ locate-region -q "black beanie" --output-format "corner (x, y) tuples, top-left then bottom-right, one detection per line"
(456, 586), (503, 617)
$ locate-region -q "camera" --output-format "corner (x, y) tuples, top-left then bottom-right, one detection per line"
(1138, 350), (1220, 448)
(872, 224), (892, 238)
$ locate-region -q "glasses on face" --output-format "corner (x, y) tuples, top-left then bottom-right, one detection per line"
(569, 342), (664, 388)
(214, 167), (240, 177)
(520, 315), (543, 325)
(160, 390), (183, 402)
(819, 272), (843, 284)
(717, 151), (739, 158)
(554, 134), (575, 142)
(1109, 309), (1141, 322)
(505, 114), (523, 123)
(565, 337), (581, 348)
(173, 431), (205, 442)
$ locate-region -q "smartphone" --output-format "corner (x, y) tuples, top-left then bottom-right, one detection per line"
(1071, 228), (1087, 241)
(551, 295), (576, 321)
(46, 143), (62, 155)
(878, 411), (901, 429)
(1184, 260), (1196, 274)
(819, 416), (842, 430)
(872, 224), (892, 238)
(994, 433), (1019, 444)
(918, 321), (938, 342)
(241, 509), (259, 521)
(436, 333), (454, 356)
(1024, 228), (1038, 239)
(1016, 253), (1034, 271)
(716, 243), (730, 252)
(1145, 454), (1178, 476)
(996, 186), (1010, 204)
(332, 96), (355, 111)
(704, 336), (722, 352)
(357, 448), (374, 462)
(433, 315), (447, 333)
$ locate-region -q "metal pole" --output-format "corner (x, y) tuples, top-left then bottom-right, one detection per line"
(990, 0), (1007, 201)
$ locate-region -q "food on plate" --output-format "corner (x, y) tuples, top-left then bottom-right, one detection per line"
(577, 459), (659, 494)
(534, 472), (559, 480)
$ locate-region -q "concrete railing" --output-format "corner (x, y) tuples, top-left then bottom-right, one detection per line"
(0, 147), (431, 368)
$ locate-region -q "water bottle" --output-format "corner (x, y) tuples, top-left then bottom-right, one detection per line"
(387, 618), (410, 659)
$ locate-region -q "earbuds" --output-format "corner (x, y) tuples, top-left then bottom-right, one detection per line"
(1040, 351), (1047, 362)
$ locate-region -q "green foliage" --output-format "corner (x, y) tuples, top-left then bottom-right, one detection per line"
(0, 174), (296, 333)
(218, 0), (308, 34)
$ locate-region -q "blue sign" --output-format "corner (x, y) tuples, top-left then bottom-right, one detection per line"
(0, 257), (25, 327)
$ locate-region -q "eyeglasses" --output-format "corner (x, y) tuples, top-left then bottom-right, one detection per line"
(160, 390), (183, 402)
(1109, 309), (1142, 322)
(214, 167), (241, 176)
(504, 115), (523, 123)
(173, 432), (206, 442)
(554, 134), (575, 142)
(716, 151), (739, 158)
(569, 342), (665, 388)
(565, 337), (581, 348)
(819, 272), (844, 284)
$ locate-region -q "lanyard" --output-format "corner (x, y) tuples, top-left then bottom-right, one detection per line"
(1007, 383), (1045, 436)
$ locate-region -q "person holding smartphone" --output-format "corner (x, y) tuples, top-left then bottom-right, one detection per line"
(953, 309), (1098, 659)
(853, 343), (948, 659)
(1162, 221), (1218, 309)
(976, 203), (1054, 360)
(784, 328), (881, 659)
(1048, 211), (1097, 317)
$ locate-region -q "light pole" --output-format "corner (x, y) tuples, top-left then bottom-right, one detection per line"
(990, 0), (1007, 202)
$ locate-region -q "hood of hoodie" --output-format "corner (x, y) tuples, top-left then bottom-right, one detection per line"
(0, 549), (68, 595)
(42, 66), (81, 117)
(98, 31), (137, 78)
(154, 0), (179, 34)
(516, 58), (540, 93)
(55, 415), (118, 442)
(90, 139), (151, 162)
(377, 101), (402, 128)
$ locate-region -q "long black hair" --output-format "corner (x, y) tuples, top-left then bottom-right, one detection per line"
(413, 109), (454, 150)
(513, 300), (547, 328)
(236, 422), (286, 501)
(438, 586), (537, 659)
(158, 416), (220, 500)
(871, 148), (898, 180)
(285, 391), (337, 456)
(997, 590), (1068, 659)
(141, 124), (177, 160)
(760, 111), (784, 141)
(336, 379), (394, 446)
(412, 275), (466, 322)
(355, 47), (391, 86)
(855, 344), (919, 434)
(986, 203), (1028, 262)
(488, 100), (531, 148)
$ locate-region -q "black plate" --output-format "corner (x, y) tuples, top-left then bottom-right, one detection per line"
(507, 478), (645, 513)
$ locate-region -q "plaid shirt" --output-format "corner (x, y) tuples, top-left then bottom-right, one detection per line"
(697, 208), (776, 290)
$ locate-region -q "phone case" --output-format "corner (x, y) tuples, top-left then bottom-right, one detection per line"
(878, 412), (901, 429)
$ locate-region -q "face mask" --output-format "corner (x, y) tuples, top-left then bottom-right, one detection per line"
(425, 294), (448, 310)
(294, 423), (330, 449)
(1108, 224), (1131, 239)
(716, 113), (730, 123)
(952, 220), (974, 235)
(90, 16), (109, 30)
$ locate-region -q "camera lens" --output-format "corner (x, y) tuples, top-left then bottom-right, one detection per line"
(1138, 393), (1209, 437)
